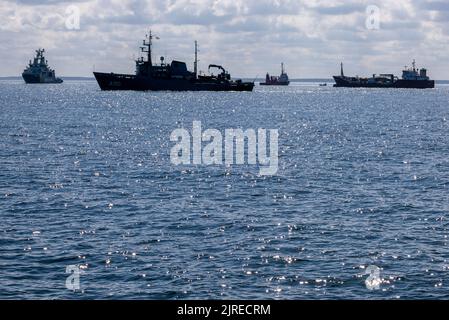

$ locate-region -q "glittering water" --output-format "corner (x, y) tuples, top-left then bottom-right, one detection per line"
(1, 80), (449, 299)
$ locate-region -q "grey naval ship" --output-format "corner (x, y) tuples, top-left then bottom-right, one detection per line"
(22, 49), (63, 84)
(93, 31), (254, 91)
(260, 63), (290, 86)
(333, 61), (434, 89)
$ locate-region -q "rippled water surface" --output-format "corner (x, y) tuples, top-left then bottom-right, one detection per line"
(1, 80), (449, 299)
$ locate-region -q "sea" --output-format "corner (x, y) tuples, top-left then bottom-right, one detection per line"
(1, 79), (449, 299)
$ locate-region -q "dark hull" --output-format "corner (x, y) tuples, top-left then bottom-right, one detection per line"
(333, 76), (434, 89)
(94, 72), (254, 91)
(260, 82), (290, 86)
(22, 74), (63, 84)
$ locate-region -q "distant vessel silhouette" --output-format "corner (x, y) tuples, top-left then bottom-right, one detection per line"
(22, 49), (63, 84)
(93, 31), (254, 91)
(333, 61), (434, 88)
(260, 63), (290, 86)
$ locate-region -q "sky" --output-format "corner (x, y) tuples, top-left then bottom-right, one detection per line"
(1, 0), (449, 79)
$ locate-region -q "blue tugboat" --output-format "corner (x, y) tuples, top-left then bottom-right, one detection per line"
(22, 49), (63, 84)
(333, 61), (434, 88)
(94, 31), (254, 91)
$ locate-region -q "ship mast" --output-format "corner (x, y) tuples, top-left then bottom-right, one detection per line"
(148, 31), (153, 66)
(340, 62), (344, 77)
(141, 31), (156, 72)
(194, 41), (198, 79)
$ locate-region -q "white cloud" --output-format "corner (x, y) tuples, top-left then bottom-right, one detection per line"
(1, 0), (449, 78)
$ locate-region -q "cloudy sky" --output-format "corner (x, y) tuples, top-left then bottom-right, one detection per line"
(1, 0), (449, 78)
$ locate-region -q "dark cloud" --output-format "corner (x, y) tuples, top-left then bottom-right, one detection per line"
(420, 1), (449, 11)
(311, 3), (366, 16)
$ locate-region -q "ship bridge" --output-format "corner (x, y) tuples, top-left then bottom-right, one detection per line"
(402, 60), (429, 81)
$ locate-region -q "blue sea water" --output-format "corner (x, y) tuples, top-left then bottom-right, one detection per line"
(1, 80), (449, 299)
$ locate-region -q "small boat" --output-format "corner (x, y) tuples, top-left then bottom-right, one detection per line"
(260, 63), (290, 86)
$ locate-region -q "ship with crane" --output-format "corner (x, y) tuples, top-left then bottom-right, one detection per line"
(93, 31), (254, 91)
(333, 60), (434, 88)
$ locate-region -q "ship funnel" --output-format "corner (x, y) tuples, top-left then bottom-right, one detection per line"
(340, 62), (344, 77)
(420, 68), (427, 78)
